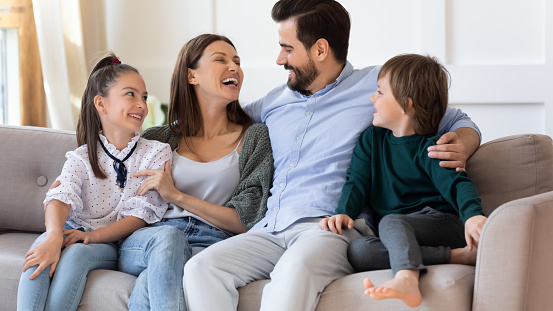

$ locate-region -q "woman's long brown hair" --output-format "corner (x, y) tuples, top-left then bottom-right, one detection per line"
(168, 34), (252, 152)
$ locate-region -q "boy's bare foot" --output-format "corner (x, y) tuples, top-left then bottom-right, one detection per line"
(363, 270), (422, 308)
(450, 245), (477, 265)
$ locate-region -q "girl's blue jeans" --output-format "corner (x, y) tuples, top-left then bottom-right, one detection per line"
(17, 223), (118, 311)
(118, 217), (233, 311)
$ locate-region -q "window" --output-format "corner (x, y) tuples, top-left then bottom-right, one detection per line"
(0, 1), (45, 127)
(0, 27), (20, 125)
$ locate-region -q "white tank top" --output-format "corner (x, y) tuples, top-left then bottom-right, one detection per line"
(162, 138), (242, 228)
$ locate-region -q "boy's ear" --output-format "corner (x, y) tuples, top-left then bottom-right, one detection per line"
(311, 38), (329, 61)
(94, 95), (106, 114)
(405, 97), (414, 115)
(188, 68), (196, 85)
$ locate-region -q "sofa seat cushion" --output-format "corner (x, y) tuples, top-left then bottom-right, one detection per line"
(316, 265), (475, 311)
(0, 232), (135, 311)
(78, 270), (136, 311)
(0, 232), (40, 311)
(236, 264), (474, 311)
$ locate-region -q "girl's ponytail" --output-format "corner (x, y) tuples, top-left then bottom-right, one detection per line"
(76, 53), (139, 179)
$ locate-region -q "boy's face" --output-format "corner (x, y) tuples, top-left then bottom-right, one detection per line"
(370, 75), (411, 135)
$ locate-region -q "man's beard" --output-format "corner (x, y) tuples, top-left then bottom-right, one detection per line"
(285, 56), (320, 96)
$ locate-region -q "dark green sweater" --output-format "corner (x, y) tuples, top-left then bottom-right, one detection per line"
(336, 127), (483, 225)
(142, 123), (273, 229)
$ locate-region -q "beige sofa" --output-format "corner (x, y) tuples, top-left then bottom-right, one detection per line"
(1, 124), (552, 311)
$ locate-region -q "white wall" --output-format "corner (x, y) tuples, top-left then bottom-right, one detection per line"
(94, 0), (553, 143)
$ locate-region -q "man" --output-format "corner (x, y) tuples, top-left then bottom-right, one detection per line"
(183, 1), (481, 310)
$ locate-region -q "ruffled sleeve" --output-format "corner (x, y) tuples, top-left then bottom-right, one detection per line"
(43, 149), (87, 215)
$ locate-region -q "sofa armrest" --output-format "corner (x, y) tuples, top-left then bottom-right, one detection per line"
(472, 191), (553, 311)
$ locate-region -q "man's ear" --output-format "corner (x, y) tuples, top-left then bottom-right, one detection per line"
(311, 38), (330, 61)
(94, 95), (106, 114)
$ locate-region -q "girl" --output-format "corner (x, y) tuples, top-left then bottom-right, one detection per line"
(17, 54), (172, 311)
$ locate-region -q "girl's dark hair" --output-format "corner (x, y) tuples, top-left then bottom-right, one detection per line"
(271, 0), (350, 63)
(378, 54), (450, 136)
(76, 53), (139, 178)
(168, 34), (252, 151)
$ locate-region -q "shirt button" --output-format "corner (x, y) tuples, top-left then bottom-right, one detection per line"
(273, 207), (278, 211)
(305, 112), (310, 116)
(279, 183), (284, 188)
(290, 163), (295, 167)
(296, 136), (301, 141)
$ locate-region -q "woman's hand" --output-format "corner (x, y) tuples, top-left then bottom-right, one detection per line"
(464, 215), (487, 251)
(319, 214), (354, 235)
(134, 161), (180, 203)
(23, 233), (63, 279)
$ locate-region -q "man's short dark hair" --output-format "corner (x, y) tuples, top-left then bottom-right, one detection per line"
(272, 0), (350, 63)
(378, 54), (450, 136)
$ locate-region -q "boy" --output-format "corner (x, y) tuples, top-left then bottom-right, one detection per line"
(320, 54), (487, 307)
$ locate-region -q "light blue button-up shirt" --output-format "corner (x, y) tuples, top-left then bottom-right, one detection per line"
(244, 62), (480, 233)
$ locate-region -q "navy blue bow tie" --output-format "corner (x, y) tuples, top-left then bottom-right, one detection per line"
(99, 138), (138, 189)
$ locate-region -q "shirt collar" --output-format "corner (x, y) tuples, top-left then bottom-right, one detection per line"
(98, 132), (141, 158)
(299, 61), (354, 98)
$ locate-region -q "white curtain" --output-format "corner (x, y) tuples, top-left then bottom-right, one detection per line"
(32, 0), (88, 130)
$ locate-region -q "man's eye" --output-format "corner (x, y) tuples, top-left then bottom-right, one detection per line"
(142, 96), (148, 101)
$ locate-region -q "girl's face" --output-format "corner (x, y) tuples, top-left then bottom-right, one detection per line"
(189, 40), (243, 107)
(97, 71), (148, 137)
(370, 74), (410, 135)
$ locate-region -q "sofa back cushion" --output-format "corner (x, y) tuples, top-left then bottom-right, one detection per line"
(0, 125), (77, 233)
(466, 134), (553, 216)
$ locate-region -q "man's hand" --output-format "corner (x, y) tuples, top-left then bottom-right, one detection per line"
(428, 128), (481, 171)
(427, 132), (468, 171)
(319, 214), (354, 235)
(465, 215), (487, 251)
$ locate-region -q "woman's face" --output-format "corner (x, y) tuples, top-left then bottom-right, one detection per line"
(189, 40), (243, 107)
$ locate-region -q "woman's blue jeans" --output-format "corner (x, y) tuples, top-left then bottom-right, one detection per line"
(118, 217), (233, 311)
(17, 224), (118, 311)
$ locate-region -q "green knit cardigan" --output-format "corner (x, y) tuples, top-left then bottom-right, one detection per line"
(142, 123), (273, 229)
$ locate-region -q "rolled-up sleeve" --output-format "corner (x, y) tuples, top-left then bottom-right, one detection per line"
(43, 151), (86, 215)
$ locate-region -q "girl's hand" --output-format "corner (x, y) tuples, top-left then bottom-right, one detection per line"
(23, 233), (63, 279)
(464, 215), (487, 250)
(62, 229), (95, 247)
(134, 161), (179, 203)
(319, 214), (354, 235)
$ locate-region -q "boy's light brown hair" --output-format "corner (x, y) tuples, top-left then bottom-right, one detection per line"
(378, 54), (450, 136)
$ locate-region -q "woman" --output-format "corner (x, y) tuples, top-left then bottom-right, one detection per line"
(118, 34), (273, 310)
